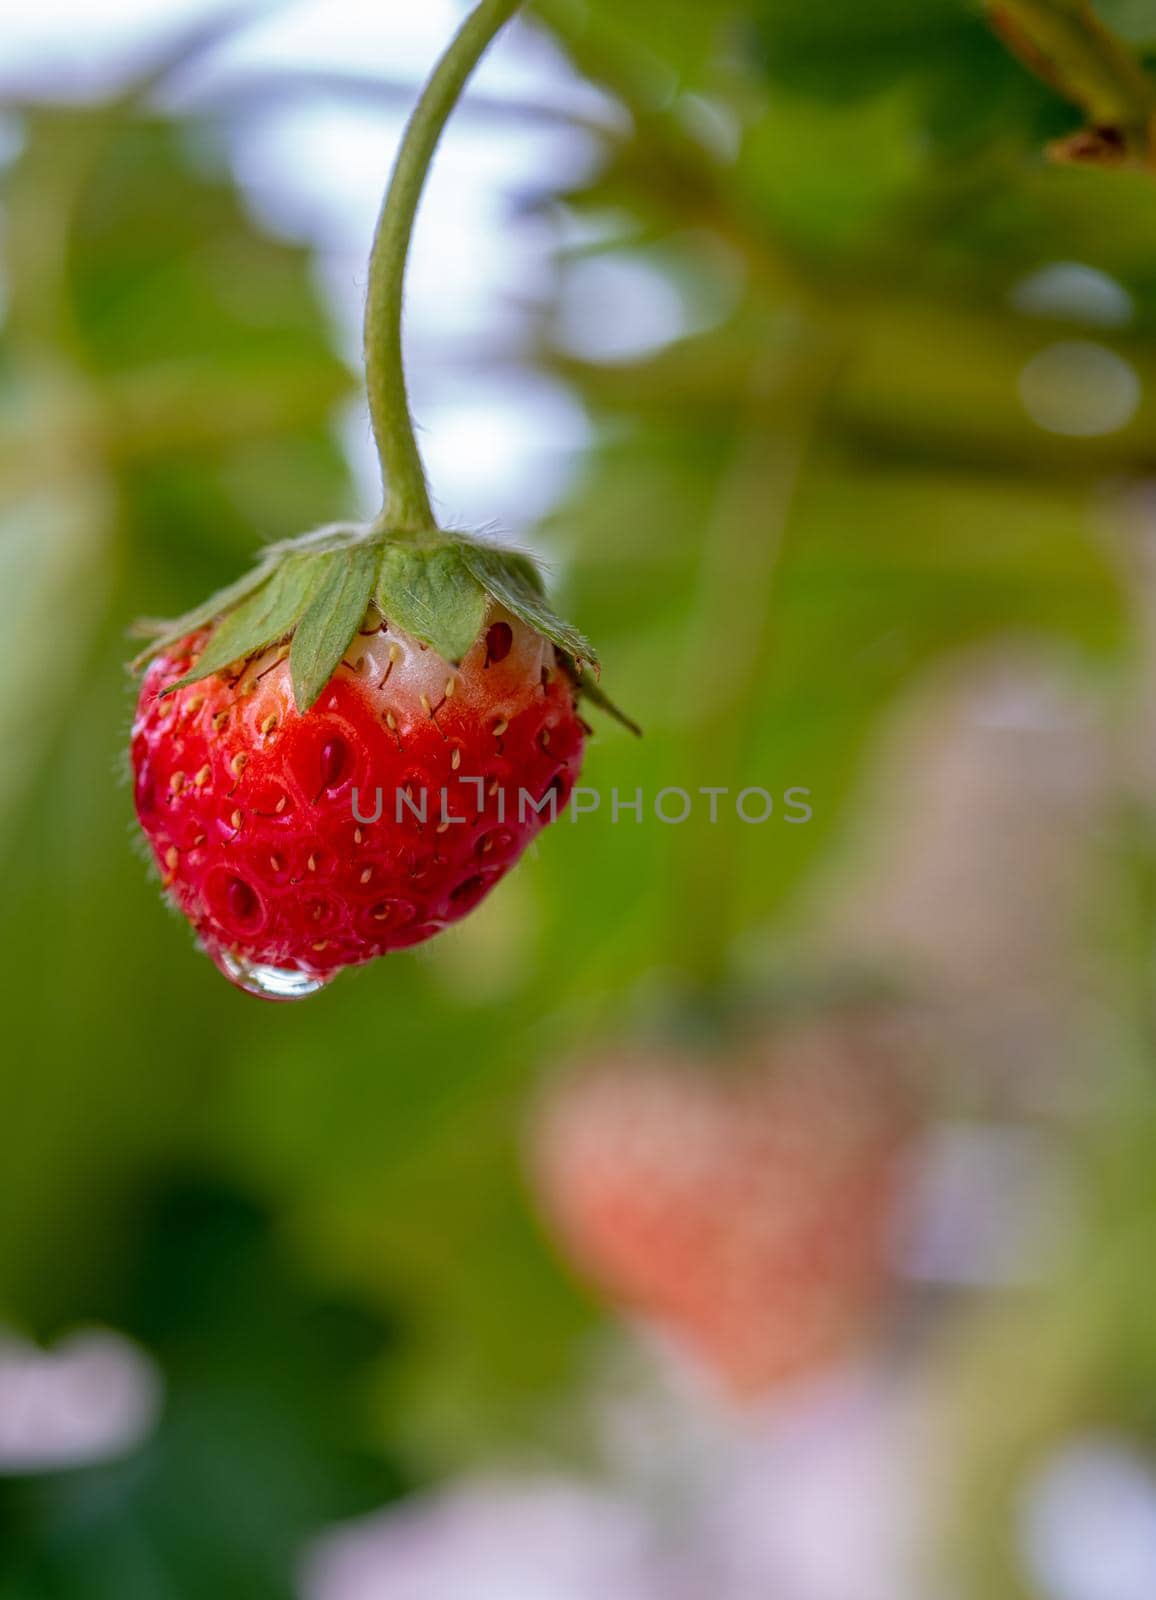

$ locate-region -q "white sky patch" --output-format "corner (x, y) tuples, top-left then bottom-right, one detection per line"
(0, 0), (460, 97)
(202, 0), (610, 115)
(555, 255), (696, 365)
(341, 372), (590, 533)
(232, 98), (589, 338)
(420, 374), (591, 530)
(212, 0), (463, 81)
(0, 0), (603, 543)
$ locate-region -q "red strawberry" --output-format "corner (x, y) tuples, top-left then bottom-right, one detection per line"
(531, 1015), (919, 1397)
(131, 531), (624, 998)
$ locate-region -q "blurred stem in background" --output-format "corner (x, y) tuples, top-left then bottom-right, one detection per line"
(984, 0), (1156, 164)
(670, 336), (838, 997)
(364, 0), (522, 534)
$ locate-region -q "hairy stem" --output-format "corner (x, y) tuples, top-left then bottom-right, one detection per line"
(364, 0), (522, 533)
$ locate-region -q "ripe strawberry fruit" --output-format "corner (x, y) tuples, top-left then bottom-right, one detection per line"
(531, 1013), (919, 1397)
(132, 527), (626, 998)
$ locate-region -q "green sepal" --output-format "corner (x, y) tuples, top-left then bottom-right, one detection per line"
(562, 656), (643, 737)
(161, 555), (324, 695)
(456, 540), (599, 673)
(264, 521), (376, 560)
(133, 522), (630, 723)
(376, 543), (487, 665)
(132, 524), (377, 673)
(290, 543), (379, 711)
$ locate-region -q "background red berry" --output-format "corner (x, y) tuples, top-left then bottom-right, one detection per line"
(531, 1016), (920, 1396)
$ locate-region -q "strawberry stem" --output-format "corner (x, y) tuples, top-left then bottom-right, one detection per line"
(364, 0), (522, 535)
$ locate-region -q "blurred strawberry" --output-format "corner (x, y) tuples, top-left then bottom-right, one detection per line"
(531, 1012), (920, 1396)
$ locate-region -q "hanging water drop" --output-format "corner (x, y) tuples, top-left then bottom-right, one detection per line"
(213, 947), (333, 1002)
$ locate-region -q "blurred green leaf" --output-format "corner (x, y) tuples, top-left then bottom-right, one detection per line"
(1095, 0), (1156, 44)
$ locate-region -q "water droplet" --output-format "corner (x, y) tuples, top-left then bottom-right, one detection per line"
(213, 948), (333, 1002)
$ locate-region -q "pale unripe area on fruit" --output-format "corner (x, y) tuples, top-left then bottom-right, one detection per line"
(132, 606), (585, 998)
(530, 1016), (920, 1397)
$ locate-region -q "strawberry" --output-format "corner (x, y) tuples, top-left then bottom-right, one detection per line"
(530, 1013), (919, 1397)
(131, 529), (626, 998)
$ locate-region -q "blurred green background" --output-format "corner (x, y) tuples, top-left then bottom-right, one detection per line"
(5, 1), (1156, 1595)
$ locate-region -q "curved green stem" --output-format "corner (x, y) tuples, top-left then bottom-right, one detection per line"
(364, 0), (522, 533)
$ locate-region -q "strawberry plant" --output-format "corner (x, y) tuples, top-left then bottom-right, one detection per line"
(6, 0), (1156, 1586)
(130, 0), (628, 998)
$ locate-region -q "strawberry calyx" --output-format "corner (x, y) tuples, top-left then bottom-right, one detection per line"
(133, 523), (635, 728)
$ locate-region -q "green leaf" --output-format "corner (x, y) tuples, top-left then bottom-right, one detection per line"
(290, 543), (379, 710)
(161, 554), (323, 692)
(456, 540), (599, 671)
(376, 543), (488, 663)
